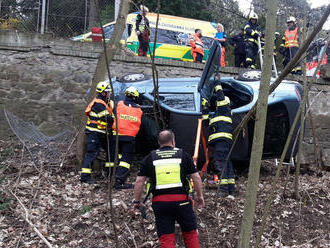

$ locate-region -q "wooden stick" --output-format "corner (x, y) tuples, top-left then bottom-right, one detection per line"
(9, 190), (53, 248)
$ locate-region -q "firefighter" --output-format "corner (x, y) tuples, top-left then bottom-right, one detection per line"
(229, 28), (246, 67)
(215, 23), (227, 67)
(202, 81), (235, 197)
(81, 81), (113, 184)
(243, 13), (261, 69)
(279, 16), (302, 75)
(112, 86), (143, 189)
(136, 5), (150, 56)
(190, 29), (204, 63)
(133, 130), (205, 248)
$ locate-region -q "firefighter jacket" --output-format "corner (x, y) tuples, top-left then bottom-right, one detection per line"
(136, 13), (150, 35)
(85, 96), (113, 134)
(112, 100), (143, 137)
(204, 83), (233, 144)
(229, 33), (246, 54)
(243, 21), (261, 45)
(190, 33), (205, 56)
(138, 146), (197, 197)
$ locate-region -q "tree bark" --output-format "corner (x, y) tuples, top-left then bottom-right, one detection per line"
(88, 0), (98, 29)
(238, 0), (278, 247)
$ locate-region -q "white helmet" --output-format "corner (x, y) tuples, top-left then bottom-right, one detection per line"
(287, 16), (296, 24)
(249, 13), (258, 21)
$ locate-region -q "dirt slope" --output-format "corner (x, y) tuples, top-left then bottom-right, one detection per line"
(0, 139), (329, 248)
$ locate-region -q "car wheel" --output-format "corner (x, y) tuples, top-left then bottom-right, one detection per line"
(237, 70), (262, 81)
(118, 73), (147, 83)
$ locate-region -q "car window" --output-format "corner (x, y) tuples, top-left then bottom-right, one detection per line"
(150, 28), (213, 48)
(87, 24), (130, 40)
(159, 93), (195, 111)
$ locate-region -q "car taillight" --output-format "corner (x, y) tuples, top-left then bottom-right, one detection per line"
(295, 87), (302, 101)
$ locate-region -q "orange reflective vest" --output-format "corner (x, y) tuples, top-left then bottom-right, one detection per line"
(190, 33), (204, 57)
(85, 98), (113, 133)
(112, 101), (143, 137)
(284, 27), (299, 48)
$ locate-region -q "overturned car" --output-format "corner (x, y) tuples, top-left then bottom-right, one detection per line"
(111, 41), (302, 167)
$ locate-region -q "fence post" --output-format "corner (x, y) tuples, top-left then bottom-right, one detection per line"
(41, 0), (46, 34)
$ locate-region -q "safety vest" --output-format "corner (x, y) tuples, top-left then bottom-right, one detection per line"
(208, 96), (233, 144)
(149, 148), (191, 193)
(112, 101), (142, 137)
(284, 27), (299, 48)
(85, 98), (113, 134)
(190, 33), (204, 56)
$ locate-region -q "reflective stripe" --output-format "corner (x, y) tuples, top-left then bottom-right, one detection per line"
(105, 162), (114, 167)
(209, 116), (232, 125)
(92, 33), (103, 37)
(81, 168), (92, 174)
(119, 154), (122, 159)
(246, 57), (253, 62)
(153, 158), (182, 190)
(214, 85), (223, 92)
(202, 114), (209, 120)
(220, 179), (228, 185)
(208, 132), (233, 142)
(85, 126), (106, 134)
(247, 38), (258, 44)
(98, 110), (110, 117)
(216, 97), (230, 107)
(119, 161), (130, 169)
(228, 178), (235, 184)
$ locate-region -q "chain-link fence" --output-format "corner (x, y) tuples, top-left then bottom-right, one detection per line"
(0, 0), (115, 38)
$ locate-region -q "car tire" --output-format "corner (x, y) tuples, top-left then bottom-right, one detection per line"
(237, 70), (262, 81)
(118, 73), (147, 83)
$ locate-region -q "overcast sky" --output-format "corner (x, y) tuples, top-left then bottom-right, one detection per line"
(237, 0), (330, 29)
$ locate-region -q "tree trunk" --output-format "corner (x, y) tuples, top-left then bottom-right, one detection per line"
(76, 0), (130, 166)
(88, 0), (98, 29)
(238, 0), (278, 247)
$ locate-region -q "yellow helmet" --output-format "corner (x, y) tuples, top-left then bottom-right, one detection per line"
(249, 13), (258, 21)
(124, 86), (139, 98)
(287, 16), (296, 24)
(96, 81), (111, 93)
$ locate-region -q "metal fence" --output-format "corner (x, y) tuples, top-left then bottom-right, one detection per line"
(0, 0), (115, 38)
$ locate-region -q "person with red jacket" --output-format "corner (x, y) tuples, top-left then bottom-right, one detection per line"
(279, 16), (302, 74)
(111, 86), (144, 189)
(190, 29), (204, 63)
(81, 81), (113, 184)
(133, 130), (205, 248)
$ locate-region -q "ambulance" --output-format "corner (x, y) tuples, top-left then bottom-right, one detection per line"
(72, 12), (218, 62)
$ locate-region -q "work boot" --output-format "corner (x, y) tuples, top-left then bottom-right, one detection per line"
(217, 185), (229, 197)
(114, 182), (133, 190)
(228, 184), (236, 196)
(80, 176), (97, 184)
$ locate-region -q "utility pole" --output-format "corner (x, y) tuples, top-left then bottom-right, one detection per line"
(115, 0), (121, 21)
(40, 0), (46, 34)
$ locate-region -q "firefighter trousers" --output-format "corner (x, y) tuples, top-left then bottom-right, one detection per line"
(152, 196), (200, 248)
(81, 131), (111, 180)
(245, 42), (258, 69)
(213, 141), (235, 193)
(110, 137), (135, 184)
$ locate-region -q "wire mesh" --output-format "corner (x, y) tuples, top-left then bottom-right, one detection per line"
(0, 0), (115, 38)
(4, 109), (74, 166)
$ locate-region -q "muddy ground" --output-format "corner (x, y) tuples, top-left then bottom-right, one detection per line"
(0, 139), (329, 248)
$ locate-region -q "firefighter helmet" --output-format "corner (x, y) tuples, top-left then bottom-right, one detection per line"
(249, 13), (258, 21)
(124, 86), (140, 98)
(96, 81), (111, 93)
(287, 16), (296, 24)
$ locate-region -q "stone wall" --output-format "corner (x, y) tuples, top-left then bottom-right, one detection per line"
(0, 30), (329, 166)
